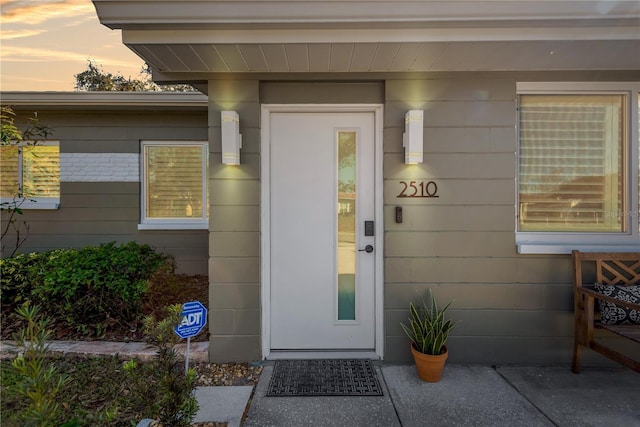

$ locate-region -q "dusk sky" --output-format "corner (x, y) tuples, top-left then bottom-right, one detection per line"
(1, 0), (145, 91)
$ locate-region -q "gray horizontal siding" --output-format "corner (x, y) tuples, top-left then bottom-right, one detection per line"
(384, 257), (571, 284)
(260, 82), (385, 104)
(26, 111), (206, 127)
(384, 74), (583, 364)
(383, 126), (515, 154)
(384, 205), (515, 231)
(3, 110), (208, 274)
(383, 179), (515, 205)
(385, 231), (516, 257)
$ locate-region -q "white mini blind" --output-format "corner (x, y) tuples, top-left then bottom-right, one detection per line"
(22, 145), (60, 198)
(144, 144), (205, 219)
(519, 94), (625, 232)
(0, 146), (19, 197)
(0, 144), (59, 199)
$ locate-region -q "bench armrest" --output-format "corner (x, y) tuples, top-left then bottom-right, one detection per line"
(577, 286), (640, 312)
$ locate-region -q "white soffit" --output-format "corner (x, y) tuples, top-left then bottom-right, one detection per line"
(92, 1), (640, 73)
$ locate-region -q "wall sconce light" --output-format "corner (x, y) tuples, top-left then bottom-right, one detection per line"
(403, 110), (423, 164)
(221, 111), (242, 165)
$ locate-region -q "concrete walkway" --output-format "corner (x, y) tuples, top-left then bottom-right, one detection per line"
(2, 341), (638, 426)
(245, 363), (639, 427)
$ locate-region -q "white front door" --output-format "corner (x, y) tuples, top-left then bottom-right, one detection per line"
(264, 108), (378, 351)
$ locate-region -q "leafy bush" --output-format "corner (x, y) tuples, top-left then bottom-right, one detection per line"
(0, 251), (53, 314)
(0, 242), (171, 338)
(5, 304), (71, 426)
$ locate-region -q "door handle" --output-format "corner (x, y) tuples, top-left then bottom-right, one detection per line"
(358, 245), (374, 253)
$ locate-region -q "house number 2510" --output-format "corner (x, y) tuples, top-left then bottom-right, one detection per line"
(397, 180), (439, 198)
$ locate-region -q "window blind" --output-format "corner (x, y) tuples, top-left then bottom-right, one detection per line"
(145, 145), (204, 219)
(0, 146), (19, 198)
(22, 145), (60, 198)
(519, 95), (625, 232)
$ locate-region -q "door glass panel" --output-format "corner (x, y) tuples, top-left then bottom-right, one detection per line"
(337, 131), (356, 320)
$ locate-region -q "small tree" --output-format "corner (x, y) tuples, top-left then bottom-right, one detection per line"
(74, 60), (197, 92)
(74, 60), (154, 92)
(9, 303), (70, 426)
(140, 63), (198, 92)
(0, 107), (53, 257)
(124, 305), (198, 426)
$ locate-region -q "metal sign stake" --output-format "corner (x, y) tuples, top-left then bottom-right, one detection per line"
(185, 336), (191, 375)
(174, 300), (207, 377)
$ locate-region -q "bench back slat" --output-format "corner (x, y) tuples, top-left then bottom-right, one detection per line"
(573, 250), (640, 288)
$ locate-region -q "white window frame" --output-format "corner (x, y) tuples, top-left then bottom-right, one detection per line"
(0, 140), (60, 210)
(138, 140), (209, 230)
(516, 82), (640, 254)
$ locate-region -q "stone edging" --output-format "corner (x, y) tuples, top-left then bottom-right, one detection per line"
(0, 340), (209, 362)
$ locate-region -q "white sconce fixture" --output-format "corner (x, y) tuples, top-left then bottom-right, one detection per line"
(221, 111), (242, 165)
(403, 110), (423, 164)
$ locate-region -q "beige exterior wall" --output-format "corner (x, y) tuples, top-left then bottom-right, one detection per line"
(384, 75), (567, 364)
(7, 72), (636, 365)
(208, 80), (262, 361)
(207, 80), (385, 361)
(383, 71), (638, 364)
(207, 71), (638, 364)
(2, 108), (209, 274)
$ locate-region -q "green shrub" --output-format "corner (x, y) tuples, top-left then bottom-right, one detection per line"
(0, 251), (53, 312)
(6, 303), (70, 426)
(1, 242), (171, 338)
(35, 242), (171, 335)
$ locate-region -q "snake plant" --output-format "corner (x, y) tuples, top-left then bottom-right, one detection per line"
(401, 290), (455, 355)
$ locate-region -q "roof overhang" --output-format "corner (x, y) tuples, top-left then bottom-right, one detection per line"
(1, 91), (209, 111)
(92, 1), (640, 82)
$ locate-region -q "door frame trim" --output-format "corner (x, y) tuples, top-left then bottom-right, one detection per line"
(260, 104), (384, 360)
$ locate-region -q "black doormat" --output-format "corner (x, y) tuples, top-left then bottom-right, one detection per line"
(266, 359), (383, 397)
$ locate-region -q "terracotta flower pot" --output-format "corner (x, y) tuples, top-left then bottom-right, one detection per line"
(410, 344), (448, 382)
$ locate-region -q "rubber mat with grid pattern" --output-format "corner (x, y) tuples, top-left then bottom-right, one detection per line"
(266, 359), (383, 396)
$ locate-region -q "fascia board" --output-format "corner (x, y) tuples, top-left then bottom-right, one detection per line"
(0, 92), (208, 108)
(122, 25), (640, 45)
(92, 1), (640, 27)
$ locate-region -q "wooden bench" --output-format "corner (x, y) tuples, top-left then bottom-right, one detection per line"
(572, 250), (640, 373)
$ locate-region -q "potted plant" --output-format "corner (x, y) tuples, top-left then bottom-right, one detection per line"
(400, 289), (456, 382)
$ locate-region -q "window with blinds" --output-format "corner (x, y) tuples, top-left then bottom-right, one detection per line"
(142, 142), (208, 224)
(0, 142), (60, 201)
(22, 145), (60, 198)
(0, 146), (19, 198)
(518, 94), (626, 233)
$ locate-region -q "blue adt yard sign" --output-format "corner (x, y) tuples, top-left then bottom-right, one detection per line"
(174, 301), (207, 339)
